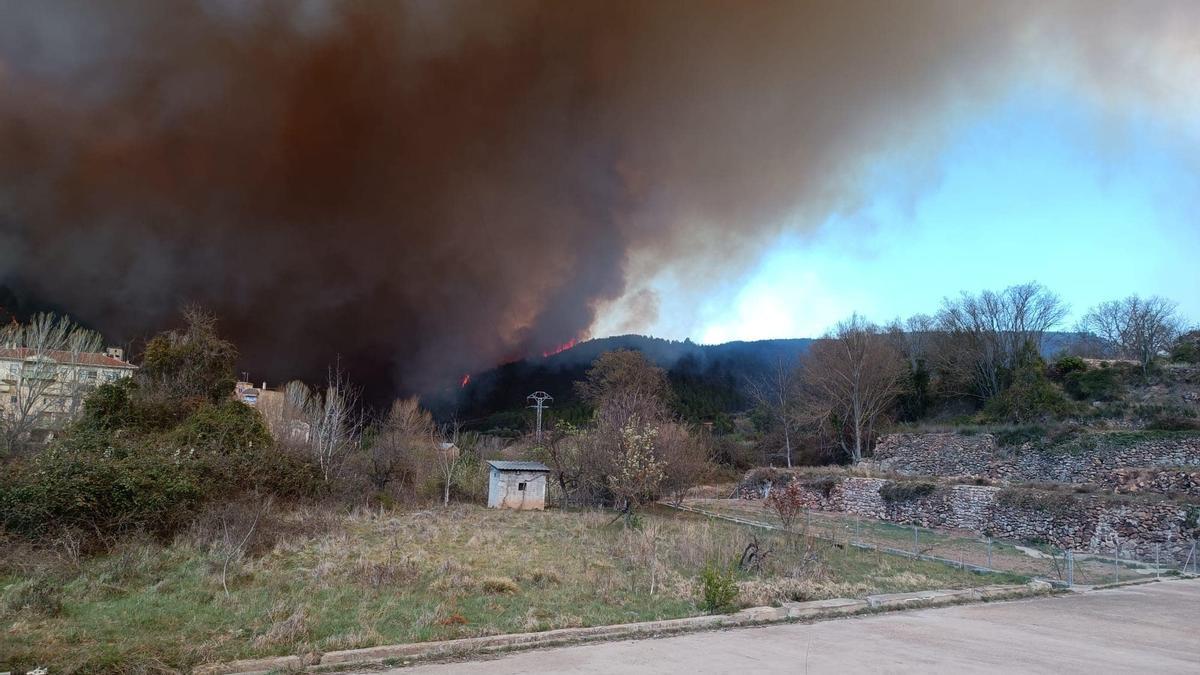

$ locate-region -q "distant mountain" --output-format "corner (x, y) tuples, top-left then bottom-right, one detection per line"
(441, 331), (1091, 430)
(445, 334), (814, 429)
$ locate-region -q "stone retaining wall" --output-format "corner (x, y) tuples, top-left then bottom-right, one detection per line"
(871, 431), (1200, 490)
(740, 472), (1200, 562)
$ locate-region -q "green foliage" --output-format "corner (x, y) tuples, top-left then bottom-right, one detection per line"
(0, 432), (205, 539)
(172, 401), (319, 497)
(1063, 367), (1123, 401)
(1170, 330), (1200, 363)
(1140, 404), (1200, 431)
(1, 398), (317, 542)
(895, 362), (933, 422)
(1051, 356), (1087, 379)
(139, 309), (238, 405)
(698, 562), (738, 614)
(983, 362), (1074, 423)
(879, 481), (937, 502)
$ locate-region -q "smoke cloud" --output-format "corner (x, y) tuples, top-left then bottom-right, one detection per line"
(0, 1), (1194, 397)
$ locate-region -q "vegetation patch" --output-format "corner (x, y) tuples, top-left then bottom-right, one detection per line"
(879, 481), (938, 502)
(0, 505), (1019, 672)
(995, 488), (1079, 514)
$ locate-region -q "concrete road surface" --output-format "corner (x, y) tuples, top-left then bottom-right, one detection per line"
(389, 580), (1200, 674)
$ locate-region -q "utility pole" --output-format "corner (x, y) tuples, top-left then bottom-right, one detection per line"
(527, 391), (553, 444)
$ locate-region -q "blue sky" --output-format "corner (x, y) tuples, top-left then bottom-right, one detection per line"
(636, 89), (1200, 343)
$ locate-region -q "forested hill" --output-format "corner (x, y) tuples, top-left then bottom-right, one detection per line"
(442, 331), (1089, 431)
(447, 335), (814, 429)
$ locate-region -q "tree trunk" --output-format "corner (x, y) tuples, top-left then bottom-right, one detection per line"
(443, 479), (450, 506)
(783, 423), (793, 468)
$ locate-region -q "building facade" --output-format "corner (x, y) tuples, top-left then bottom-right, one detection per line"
(0, 346), (136, 443)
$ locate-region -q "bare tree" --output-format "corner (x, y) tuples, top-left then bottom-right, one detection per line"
(748, 359), (800, 467)
(433, 421), (466, 506)
(935, 282), (1068, 399)
(655, 421), (712, 505)
(367, 397), (435, 492)
(1079, 295), (1183, 377)
(291, 364), (364, 483)
(887, 313), (937, 371)
(798, 314), (907, 463)
(0, 313), (104, 454)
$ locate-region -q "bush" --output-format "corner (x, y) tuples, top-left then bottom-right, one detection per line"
(1136, 404), (1200, 431)
(1063, 368), (1124, 401)
(0, 434), (206, 540)
(983, 367), (1074, 423)
(172, 401), (320, 498)
(1051, 356), (1088, 380)
(879, 481), (937, 502)
(1, 402), (319, 543)
(698, 562), (738, 613)
(1171, 330), (1200, 363)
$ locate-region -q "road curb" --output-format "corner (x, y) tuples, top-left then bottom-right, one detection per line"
(195, 581), (1051, 674)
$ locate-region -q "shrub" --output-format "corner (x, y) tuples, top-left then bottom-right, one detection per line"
(0, 433), (206, 540)
(765, 480), (806, 530)
(1051, 356), (1088, 379)
(1171, 330), (1200, 363)
(1136, 404), (1200, 431)
(879, 481), (937, 502)
(1, 403), (318, 543)
(1063, 368), (1124, 401)
(983, 367), (1074, 423)
(698, 562), (738, 613)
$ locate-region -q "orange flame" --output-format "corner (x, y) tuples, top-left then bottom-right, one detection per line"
(541, 338), (578, 358)
(460, 373), (471, 388)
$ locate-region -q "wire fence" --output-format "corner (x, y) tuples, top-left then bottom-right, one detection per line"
(671, 499), (1200, 587)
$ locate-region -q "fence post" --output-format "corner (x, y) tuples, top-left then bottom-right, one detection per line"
(1155, 544), (1160, 580)
(1114, 544), (1120, 584)
(987, 538), (993, 569)
(913, 526), (919, 555)
(1066, 550), (1074, 587)
(855, 514), (861, 545)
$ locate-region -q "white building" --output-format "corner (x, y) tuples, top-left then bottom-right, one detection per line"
(0, 346), (136, 441)
(486, 460), (550, 510)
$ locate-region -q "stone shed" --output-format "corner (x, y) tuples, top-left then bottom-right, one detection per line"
(486, 460), (550, 510)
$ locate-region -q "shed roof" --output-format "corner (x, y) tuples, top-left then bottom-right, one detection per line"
(486, 460), (550, 472)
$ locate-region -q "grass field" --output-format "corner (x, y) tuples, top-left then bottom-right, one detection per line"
(2, 503), (1025, 673)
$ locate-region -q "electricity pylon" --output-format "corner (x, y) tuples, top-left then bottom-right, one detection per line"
(527, 391), (553, 443)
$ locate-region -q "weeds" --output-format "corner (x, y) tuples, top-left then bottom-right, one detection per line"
(698, 562), (738, 613)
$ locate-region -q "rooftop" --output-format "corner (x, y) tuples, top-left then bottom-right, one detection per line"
(486, 460), (551, 472)
(0, 347), (137, 369)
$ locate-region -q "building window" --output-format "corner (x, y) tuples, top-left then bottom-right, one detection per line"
(518, 482), (527, 491)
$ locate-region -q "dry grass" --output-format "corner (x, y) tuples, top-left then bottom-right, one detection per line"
(1, 504), (1018, 673)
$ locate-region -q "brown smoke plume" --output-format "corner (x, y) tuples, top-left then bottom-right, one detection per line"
(0, 1), (1194, 397)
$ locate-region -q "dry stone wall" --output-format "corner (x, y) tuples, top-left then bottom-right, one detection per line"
(871, 431), (1200, 489)
(738, 471), (1200, 562)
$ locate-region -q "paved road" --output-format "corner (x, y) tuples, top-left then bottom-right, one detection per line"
(392, 580), (1200, 674)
